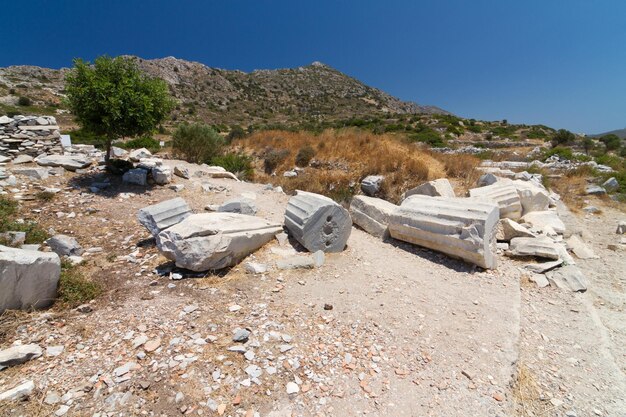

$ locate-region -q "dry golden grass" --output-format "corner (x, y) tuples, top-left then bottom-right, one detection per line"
(429, 152), (482, 194)
(233, 129), (450, 203)
(512, 363), (552, 416)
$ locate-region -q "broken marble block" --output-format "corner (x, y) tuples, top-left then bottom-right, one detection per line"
(35, 154), (92, 171)
(507, 236), (560, 260)
(0, 245), (60, 314)
(349, 195), (397, 239)
(137, 197), (192, 237)
(401, 178), (455, 200)
(122, 168), (148, 186)
(151, 165), (172, 185)
(546, 265), (587, 292)
(469, 183), (522, 220)
(391, 195), (499, 269)
(520, 210), (566, 235)
(156, 213), (282, 271)
(496, 218), (535, 241)
(360, 175), (384, 196)
(218, 197), (258, 216)
(284, 191), (352, 253)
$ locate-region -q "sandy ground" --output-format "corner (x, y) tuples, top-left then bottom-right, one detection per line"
(0, 159), (625, 417)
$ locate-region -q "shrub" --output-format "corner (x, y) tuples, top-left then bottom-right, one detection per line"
(0, 195), (18, 218)
(551, 129), (575, 147)
(212, 153), (254, 181)
(57, 260), (102, 307)
(172, 123), (225, 164)
(295, 145), (315, 167)
(408, 128), (446, 147)
(35, 191), (56, 202)
(0, 196), (48, 244)
(599, 134), (622, 151)
(116, 135), (161, 153)
(543, 147), (573, 161)
(17, 96), (31, 106)
(263, 149), (290, 174)
(226, 125), (246, 142)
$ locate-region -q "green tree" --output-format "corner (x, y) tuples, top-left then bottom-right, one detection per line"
(582, 137), (594, 154)
(551, 129), (575, 147)
(171, 123), (225, 164)
(599, 134), (622, 151)
(64, 56), (173, 163)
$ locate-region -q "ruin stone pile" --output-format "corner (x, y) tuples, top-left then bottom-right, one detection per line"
(0, 115), (62, 161)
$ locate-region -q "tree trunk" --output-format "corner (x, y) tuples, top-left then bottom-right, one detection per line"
(105, 138), (112, 165)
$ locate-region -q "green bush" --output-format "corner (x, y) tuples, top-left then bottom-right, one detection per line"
(0, 195), (49, 244)
(66, 128), (107, 148)
(408, 128), (446, 147)
(543, 147), (573, 161)
(295, 145), (316, 167)
(17, 96), (31, 106)
(57, 260), (102, 307)
(116, 136), (161, 153)
(172, 123), (225, 164)
(212, 153), (254, 181)
(595, 154), (624, 171)
(599, 134), (622, 151)
(226, 125), (246, 142)
(551, 129), (575, 147)
(263, 149), (290, 174)
(0, 195), (18, 218)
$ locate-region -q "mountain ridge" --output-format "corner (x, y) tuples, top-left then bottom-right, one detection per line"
(0, 56), (449, 126)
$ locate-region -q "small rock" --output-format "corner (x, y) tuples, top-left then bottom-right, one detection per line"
(324, 303), (333, 310)
(286, 382), (300, 394)
(233, 328), (251, 343)
(144, 338), (161, 352)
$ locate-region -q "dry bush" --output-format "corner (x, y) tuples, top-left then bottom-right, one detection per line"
(550, 168), (594, 211)
(233, 129), (446, 203)
(512, 363), (551, 416)
(430, 152), (481, 193)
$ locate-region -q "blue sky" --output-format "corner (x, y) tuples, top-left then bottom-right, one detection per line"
(2, 0), (625, 133)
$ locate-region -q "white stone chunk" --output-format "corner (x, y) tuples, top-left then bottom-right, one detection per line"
(349, 195), (397, 239)
(137, 197), (192, 237)
(402, 178), (455, 200)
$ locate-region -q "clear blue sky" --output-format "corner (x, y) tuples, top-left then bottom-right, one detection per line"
(2, 0), (625, 133)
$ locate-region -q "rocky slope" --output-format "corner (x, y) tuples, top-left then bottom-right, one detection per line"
(0, 57), (448, 126)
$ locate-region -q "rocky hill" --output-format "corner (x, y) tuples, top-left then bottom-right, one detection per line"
(0, 57), (448, 126)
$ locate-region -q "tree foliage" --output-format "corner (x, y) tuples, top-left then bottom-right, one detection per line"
(599, 134), (622, 151)
(550, 129), (575, 147)
(64, 56), (173, 161)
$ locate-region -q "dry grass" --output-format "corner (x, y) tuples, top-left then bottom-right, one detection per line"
(429, 152), (482, 194)
(512, 363), (552, 416)
(550, 167), (597, 211)
(233, 129), (449, 203)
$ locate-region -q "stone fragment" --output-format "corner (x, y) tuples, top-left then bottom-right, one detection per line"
(391, 195), (499, 269)
(518, 188), (550, 214)
(0, 231), (25, 247)
(546, 265), (587, 292)
(151, 165), (172, 185)
(174, 166), (190, 179)
(45, 234), (83, 256)
(276, 251), (325, 270)
(469, 184), (522, 220)
(0, 344), (43, 370)
(122, 168), (148, 186)
(602, 177), (619, 192)
(284, 191), (352, 253)
(528, 274), (550, 288)
(137, 197), (192, 237)
(616, 221), (626, 234)
(402, 178), (455, 200)
(244, 262), (267, 274)
(12, 167), (49, 180)
(566, 235), (598, 259)
(0, 380), (35, 401)
(585, 185), (606, 195)
(156, 213), (282, 271)
(496, 218), (535, 241)
(129, 148), (152, 162)
(349, 195), (397, 239)
(233, 328), (251, 343)
(524, 259), (563, 274)
(477, 173), (499, 187)
(0, 245), (60, 314)
(218, 198), (257, 215)
(360, 175), (384, 196)
(521, 210), (566, 235)
(11, 155), (33, 165)
(508, 237), (560, 260)
(286, 382), (300, 394)
(35, 155), (91, 171)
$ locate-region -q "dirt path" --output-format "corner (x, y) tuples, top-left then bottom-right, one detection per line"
(1, 161), (625, 417)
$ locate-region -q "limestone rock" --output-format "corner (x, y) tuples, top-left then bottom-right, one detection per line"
(151, 165), (172, 185)
(12, 167), (49, 180)
(496, 218), (535, 241)
(0, 245), (60, 313)
(477, 173), (499, 187)
(508, 237), (560, 260)
(156, 213), (282, 271)
(45, 234), (83, 256)
(360, 175), (384, 196)
(129, 148), (152, 162)
(521, 211), (566, 235)
(218, 198), (257, 215)
(391, 195), (499, 269)
(35, 155), (91, 171)
(546, 265), (587, 292)
(284, 191), (352, 253)
(566, 235), (598, 259)
(0, 344), (42, 370)
(174, 166), (190, 179)
(11, 155), (33, 165)
(137, 197), (192, 237)
(524, 259), (563, 274)
(616, 221), (626, 234)
(349, 195), (397, 239)
(122, 168), (148, 186)
(585, 185), (606, 195)
(602, 177), (619, 192)
(402, 178), (455, 200)
(0, 380), (35, 401)
(469, 184), (522, 220)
